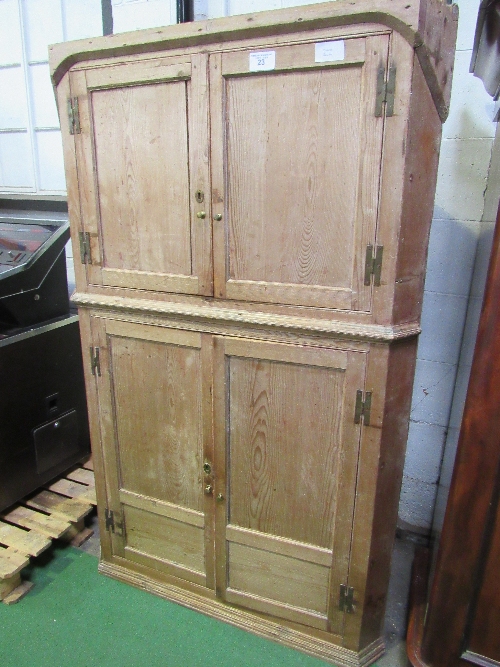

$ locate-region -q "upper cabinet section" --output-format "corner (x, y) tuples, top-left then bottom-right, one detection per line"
(210, 35), (387, 311)
(67, 53), (213, 296)
(51, 0), (457, 327)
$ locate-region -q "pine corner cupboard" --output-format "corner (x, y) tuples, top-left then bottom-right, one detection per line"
(50, 2), (457, 665)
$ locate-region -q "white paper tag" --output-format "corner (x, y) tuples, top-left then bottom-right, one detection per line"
(315, 40), (345, 63)
(249, 50), (276, 72)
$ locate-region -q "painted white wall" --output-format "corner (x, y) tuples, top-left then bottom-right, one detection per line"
(1, 0), (496, 532)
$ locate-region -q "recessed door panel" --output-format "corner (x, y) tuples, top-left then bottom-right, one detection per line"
(92, 81), (192, 277)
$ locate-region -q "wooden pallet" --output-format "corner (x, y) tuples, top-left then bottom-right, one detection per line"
(0, 458), (96, 604)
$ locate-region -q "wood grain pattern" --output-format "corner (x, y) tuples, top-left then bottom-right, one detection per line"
(209, 51), (226, 301)
(124, 546), (206, 588)
(224, 336), (347, 369)
(0, 547), (29, 581)
(0, 521), (51, 557)
(92, 80), (191, 276)
(69, 69), (103, 287)
(228, 542), (329, 614)
(119, 489), (204, 528)
(101, 269), (199, 295)
(226, 542), (329, 612)
(344, 339), (416, 650)
(123, 505), (205, 576)
(109, 335), (203, 510)
(225, 587), (328, 632)
(201, 333), (216, 591)
(47, 478), (96, 505)
(189, 53), (213, 296)
(226, 524), (332, 567)
(25, 490), (92, 523)
(225, 280), (352, 310)
(85, 58), (191, 89)
(221, 39), (383, 310)
(228, 354), (345, 548)
(390, 48), (442, 325)
(74, 291), (422, 342)
(350, 34), (389, 313)
(54, 72), (89, 292)
(105, 317), (201, 348)
(1, 506), (71, 540)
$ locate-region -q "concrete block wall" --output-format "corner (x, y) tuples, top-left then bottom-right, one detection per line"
(399, 0), (497, 531)
(431, 125), (500, 535)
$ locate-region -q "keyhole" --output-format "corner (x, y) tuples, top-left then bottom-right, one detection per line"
(195, 190), (204, 204)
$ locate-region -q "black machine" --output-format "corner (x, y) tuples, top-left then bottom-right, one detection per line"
(0, 212), (90, 513)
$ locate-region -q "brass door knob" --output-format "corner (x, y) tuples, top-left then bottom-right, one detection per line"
(196, 211), (206, 219)
(216, 493), (225, 503)
(213, 213), (222, 221)
(204, 484), (213, 495)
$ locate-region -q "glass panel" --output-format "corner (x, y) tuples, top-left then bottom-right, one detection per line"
(0, 0), (22, 65)
(62, 0), (102, 40)
(0, 67), (28, 128)
(29, 63), (59, 128)
(35, 130), (66, 191)
(22, 0), (63, 62)
(0, 132), (35, 189)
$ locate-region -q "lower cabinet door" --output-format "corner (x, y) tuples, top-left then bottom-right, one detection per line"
(92, 316), (214, 589)
(213, 336), (367, 635)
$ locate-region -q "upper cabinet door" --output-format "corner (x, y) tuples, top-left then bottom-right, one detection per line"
(69, 54), (212, 296)
(210, 35), (389, 312)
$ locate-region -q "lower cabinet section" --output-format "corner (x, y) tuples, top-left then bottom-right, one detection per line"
(82, 311), (414, 666)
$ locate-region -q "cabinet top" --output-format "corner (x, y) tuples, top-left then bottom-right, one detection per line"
(49, 0), (457, 122)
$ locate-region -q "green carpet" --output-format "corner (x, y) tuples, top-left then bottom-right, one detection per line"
(0, 545), (334, 667)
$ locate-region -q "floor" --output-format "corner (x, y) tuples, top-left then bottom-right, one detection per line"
(77, 512), (417, 667)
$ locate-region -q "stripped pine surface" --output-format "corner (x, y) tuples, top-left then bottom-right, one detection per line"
(0, 458), (96, 604)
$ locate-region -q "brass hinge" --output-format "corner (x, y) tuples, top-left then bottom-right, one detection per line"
(354, 390), (372, 426)
(105, 509), (124, 536)
(90, 347), (101, 377)
(375, 64), (396, 117)
(79, 231), (91, 264)
(364, 244), (384, 286)
(339, 584), (355, 613)
(67, 97), (81, 134)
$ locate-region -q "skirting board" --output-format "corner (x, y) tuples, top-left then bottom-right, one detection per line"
(98, 560), (385, 667)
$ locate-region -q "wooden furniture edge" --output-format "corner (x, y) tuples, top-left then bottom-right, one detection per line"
(407, 546), (431, 667)
(98, 559), (385, 667)
(71, 292), (421, 343)
(49, 0), (456, 121)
